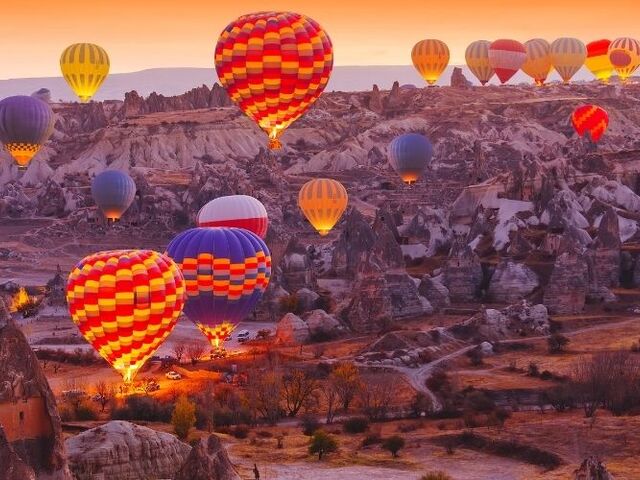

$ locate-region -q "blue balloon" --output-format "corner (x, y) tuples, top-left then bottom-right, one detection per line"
(165, 227), (272, 347)
(388, 133), (433, 185)
(91, 170), (136, 220)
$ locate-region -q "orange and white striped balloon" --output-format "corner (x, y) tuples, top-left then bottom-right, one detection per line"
(522, 39), (552, 86)
(608, 37), (640, 81)
(412, 39), (450, 86)
(66, 250), (185, 383)
(550, 38), (587, 83)
(298, 178), (348, 236)
(465, 40), (494, 85)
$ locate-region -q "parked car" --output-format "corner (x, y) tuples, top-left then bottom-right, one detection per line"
(165, 371), (182, 380)
(236, 330), (251, 343)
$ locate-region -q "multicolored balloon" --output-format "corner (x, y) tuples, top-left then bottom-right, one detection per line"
(0, 95), (54, 170)
(465, 40), (494, 85)
(488, 39), (527, 84)
(571, 105), (609, 143)
(298, 178), (348, 236)
(412, 39), (450, 86)
(66, 250), (185, 383)
(388, 133), (433, 185)
(608, 37), (640, 82)
(91, 170), (136, 221)
(550, 38), (587, 84)
(215, 11), (333, 149)
(197, 195), (268, 238)
(60, 43), (110, 103)
(586, 39), (614, 82)
(166, 227), (271, 348)
(522, 39), (552, 86)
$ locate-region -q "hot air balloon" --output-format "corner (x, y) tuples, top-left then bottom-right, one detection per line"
(465, 40), (494, 85)
(608, 37), (640, 82)
(0, 96), (54, 170)
(571, 105), (609, 143)
(298, 179), (348, 236)
(412, 39), (450, 86)
(550, 38), (587, 84)
(66, 250), (185, 383)
(522, 39), (552, 86)
(488, 39), (527, 84)
(60, 43), (110, 103)
(215, 11), (333, 150)
(586, 40), (614, 82)
(388, 133), (433, 185)
(165, 227), (272, 348)
(197, 195), (268, 238)
(91, 170), (136, 221)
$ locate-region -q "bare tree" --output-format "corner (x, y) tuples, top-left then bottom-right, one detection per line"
(358, 374), (398, 421)
(187, 341), (207, 365)
(329, 362), (361, 412)
(94, 380), (114, 412)
(282, 369), (318, 417)
(322, 382), (339, 424)
(246, 368), (283, 425)
(172, 341), (187, 364)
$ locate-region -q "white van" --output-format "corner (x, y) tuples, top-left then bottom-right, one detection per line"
(236, 330), (250, 343)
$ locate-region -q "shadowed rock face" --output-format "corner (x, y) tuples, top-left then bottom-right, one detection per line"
(0, 298), (72, 480)
(65, 420), (191, 480)
(174, 434), (240, 480)
(0, 425), (36, 480)
(444, 236), (483, 302)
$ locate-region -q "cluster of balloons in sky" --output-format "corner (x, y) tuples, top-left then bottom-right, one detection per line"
(0, 11), (624, 383)
(413, 37), (640, 86)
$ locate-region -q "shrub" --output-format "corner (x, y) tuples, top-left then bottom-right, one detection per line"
(172, 395), (196, 440)
(426, 370), (449, 392)
(343, 416), (369, 434)
(75, 403), (98, 421)
(308, 430), (338, 460)
(547, 334), (570, 354)
(463, 391), (495, 414)
(382, 435), (406, 458)
(527, 362), (540, 377)
(230, 425), (250, 439)
(421, 472), (453, 480)
(466, 347), (484, 366)
(361, 432), (382, 447)
(111, 395), (172, 422)
(300, 414), (321, 436)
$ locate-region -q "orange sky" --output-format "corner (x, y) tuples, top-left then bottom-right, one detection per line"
(1, 0), (638, 78)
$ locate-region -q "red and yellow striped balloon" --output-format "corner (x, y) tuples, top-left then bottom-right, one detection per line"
(66, 250), (185, 383)
(571, 105), (609, 143)
(586, 39), (614, 82)
(608, 37), (640, 82)
(215, 11), (333, 149)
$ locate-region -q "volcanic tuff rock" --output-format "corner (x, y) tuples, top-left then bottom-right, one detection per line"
(488, 259), (539, 304)
(402, 206), (451, 256)
(587, 207), (621, 301)
(123, 84), (231, 117)
(544, 242), (588, 315)
(173, 434), (240, 480)
(65, 421), (191, 480)
(0, 425), (37, 480)
(0, 299), (71, 480)
(457, 302), (549, 341)
(275, 313), (311, 345)
(574, 456), (615, 480)
(304, 309), (343, 337)
(418, 274), (451, 312)
(444, 236), (483, 302)
(450, 67), (472, 88)
(343, 264), (393, 333)
(280, 238), (317, 293)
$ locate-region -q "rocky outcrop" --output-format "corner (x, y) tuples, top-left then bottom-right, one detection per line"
(65, 421), (191, 480)
(589, 207), (621, 289)
(402, 207), (451, 256)
(174, 434), (240, 480)
(367, 84), (384, 114)
(384, 272), (433, 318)
(544, 234), (588, 314)
(331, 209), (377, 278)
(280, 239), (317, 292)
(0, 298), (72, 479)
(123, 84), (231, 117)
(488, 259), (539, 304)
(275, 313), (310, 345)
(451, 67), (472, 88)
(574, 456), (614, 480)
(457, 302), (549, 341)
(0, 425), (36, 480)
(343, 265), (393, 333)
(444, 237), (483, 302)
(304, 310), (343, 337)
(418, 275), (451, 311)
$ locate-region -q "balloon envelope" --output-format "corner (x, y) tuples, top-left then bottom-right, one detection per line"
(60, 43), (110, 102)
(91, 170), (136, 221)
(388, 133), (433, 185)
(412, 39), (450, 86)
(215, 11), (333, 149)
(165, 227), (272, 348)
(66, 249), (185, 382)
(586, 40), (614, 82)
(488, 39), (527, 84)
(608, 37), (640, 81)
(0, 95), (54, 169)
(550, 38), (587, 83)
(465, 40), (494, 85)
(298, 179), (348, 236)
(571, 105), (609, 143)
(522, 39), (552, 85)
(197, 195), (268, 238)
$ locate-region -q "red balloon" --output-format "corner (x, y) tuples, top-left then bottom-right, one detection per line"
(489, 39), (527, 84)
(571, 105), (609, 143)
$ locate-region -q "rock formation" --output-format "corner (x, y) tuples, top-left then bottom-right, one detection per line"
(275, 313), (310, 345)
(488, 259), (539, 303)
(343, 264), (393, 333)
(65, 421), (191, 480)
(574, 456), (614, 480)
(450, 67), (472, 88)
(544, 233), (588, 314)
(367, 84), (384, 114)
(0, 298), (72, 479)
(418, 275), (451, 311)
(280, 238), (317, 292)
(123, 84), (231, 117)
(304, 309), (343, 337)
(174, 434), (240, 480)
(0, 425), (36, 480)
(444, 236), (483, 302)
(331, 209), (377, 278)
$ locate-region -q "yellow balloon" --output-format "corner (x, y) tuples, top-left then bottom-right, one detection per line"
(60, 43), (110, 102)
(608, 37), (640, 82)
(550, 38), (586, 84)
(585, 40), (614, 83)
(298, 178), (348, 236)
(412, 39), (450, 86)
(522, 39), (552, 86)
(465, 40), (494, 85)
